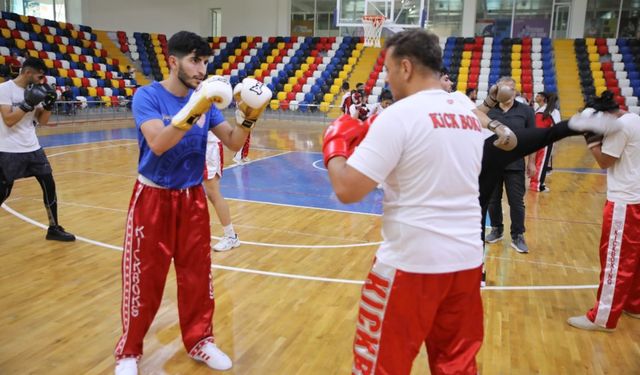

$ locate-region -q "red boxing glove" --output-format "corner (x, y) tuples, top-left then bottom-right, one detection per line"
(322, 114), (370, 167)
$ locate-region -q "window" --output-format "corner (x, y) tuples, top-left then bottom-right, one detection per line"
(210, 8), (222, 37)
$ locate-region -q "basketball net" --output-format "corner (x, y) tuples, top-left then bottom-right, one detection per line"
(362, 15), (385, 48)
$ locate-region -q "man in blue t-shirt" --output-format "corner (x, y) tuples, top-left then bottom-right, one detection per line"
(113, 31), (270, 375)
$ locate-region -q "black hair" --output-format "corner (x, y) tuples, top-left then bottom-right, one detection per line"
(385, 29), (442, 73)
(380, 89), (393, 101)
(439, 66), (449, 76)
(355, 82), (364, 88)
(466, 87), (477, 96)
(22, 57), (46, 73)
(167, 31), (212, 59)
(542, 93), (558, 119)
(586, 90), (619, 112)
(342, 82), (350, 90)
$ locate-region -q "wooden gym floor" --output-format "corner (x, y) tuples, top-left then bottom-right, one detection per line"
(1, 117), (638, 374)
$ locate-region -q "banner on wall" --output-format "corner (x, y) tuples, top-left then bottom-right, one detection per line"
(475, 19), (511, 39)
(513, 18), (550, 38)
(291, 20), (314, 37)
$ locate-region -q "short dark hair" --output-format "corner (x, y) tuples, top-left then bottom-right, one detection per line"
(380, 89), (393, 101)
(384, 29), (442, 73)
(22, 57), (47, 73)
(466, 87), (477, 96)
(586, 90), (619, 112)
(342, 82), (350, 90)
(167, 31), (212, 59)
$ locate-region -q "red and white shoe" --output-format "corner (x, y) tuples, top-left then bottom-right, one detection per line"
(114, 358), (138, 375)
(192, 342), (232, 371)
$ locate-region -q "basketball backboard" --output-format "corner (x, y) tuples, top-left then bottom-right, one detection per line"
(336, 0), (425, 28)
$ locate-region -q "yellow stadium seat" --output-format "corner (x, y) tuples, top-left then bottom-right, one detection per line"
(355, 43), (364, 51)
(457, 74), (468, 84)
(511, 52), (521, 61)
(70, 54), (80, 62)
(585, 37), (595, 46)
(45, 34), (54, 44)
(266, 56), (275, 64)
(247, 36), (254, 43)
(81, 40), (92, 48)
(460, 59), (470, 68)
(458, 66), (469, 75)
(284, 83), (293, 93)
(105, 58), (113, 65)
(462, 51), (472, 59)
(0, 56), (4, 65)
(2, 29), (11, 39)
(588, 53), (599, 62)
(216, 69), (223, 75)
(351, 49), (361, 58)
(515, 83), (522, 92)
(28, 50), (39, 58)
(15, 39), (25, 49)
(213, 37), (220, 43)
(512, 68), (522, 77)
(277, 42), (285, 49)
(347, 57), (357, 65)
(593, 77), (605, 87)
(152, 39), (160, 47)
(295, 70), (303, 79)
(87, 87), (97, 97)
(511, 60), (521, 69)
(83, 62), (92, 71)
(160, 67), (169, 75)
(333, 78), (343, 87)
(320, 102), (330, 112)
(592, 70), (603, 79)
(595, 85), (607, 96)
(271, 49), (279, 57)
(457, 82), (467, 91)
(590, 62), (601, 71)
(306, 56), (315, 65)
(70, 30), (78, 39)
(288, 76), (298, 85)
(240, 42), (248, 50)
(323, 93), (334, 103)
(125, 88), (133, 96)
(153, 46), (161, 54)
(260, 63), (269, 70)
(512, 44), (522, 53)
(277, 92), (287, 101)
(72, 77), (82, 87)
(109, 79), (118, 88)
(228, 55), (237, 63)
(102, 96), (112, 107)
(19, 15), (28, 23)
(339, 71), (348, 80)
(58, 68), (68, 78)
(270, 99), (280, 110)
(32, 24), (41, 33)
(301, 63), (309, 72)
(343, 65), (353, 73)
(235, 48), (242, 56)
(253, 69), (263, 78)
(158, 60), (167, 68)
(96, 71), (106, 79)
(222, 62), (230, 70)
(330, 85), (340, 95)
(587, 45), (597, 54)
(44, 59), (54, 68)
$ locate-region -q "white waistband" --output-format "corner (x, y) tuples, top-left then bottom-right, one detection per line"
(137, 174), (167, 189)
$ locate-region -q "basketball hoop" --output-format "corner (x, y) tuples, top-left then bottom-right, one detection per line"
(362, 15), (386, 48)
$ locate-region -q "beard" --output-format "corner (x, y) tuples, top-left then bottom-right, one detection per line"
(177, 63), (202, 90)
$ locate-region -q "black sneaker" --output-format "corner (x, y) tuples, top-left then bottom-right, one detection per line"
(511, 234), (528, 253)
(485, 227), (503, 243)
(46, 225), (76, 242)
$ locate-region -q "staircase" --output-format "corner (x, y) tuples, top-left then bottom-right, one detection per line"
(95, 30), (150, 86)
(328, 46), (382, 118)
(553, 39), (583, 119)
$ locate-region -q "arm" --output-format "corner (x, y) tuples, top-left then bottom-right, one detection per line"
(327, 157), (378, 203)
(525, 107), (538, 176)
(0, 104), (29, 127)
(589, 145), (618, 169)
(211, 120), (249, 152)
(35, 107), (52, 125)
(140, 119), (189, 156)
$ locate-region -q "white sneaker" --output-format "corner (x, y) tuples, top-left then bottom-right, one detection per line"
(567, 315), (614, 332)
(115, 358), (138, 375)
(213, 235), (240, 252)
(233, 153), (244, 165)
(193, 342), (232, 371)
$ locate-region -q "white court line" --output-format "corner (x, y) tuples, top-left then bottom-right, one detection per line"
(224, 197), (381, 217)
(210, 235), (380, 248)
(47, 142), (138, 157)
(224, 150), (292, 169)
(43, 138), (137, 149)
(312, 159), (327, 171)
(2, 203), (599, 291)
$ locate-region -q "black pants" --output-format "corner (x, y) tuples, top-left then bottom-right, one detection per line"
(479, 120), (580, 240)
(488, 169), (526, 236)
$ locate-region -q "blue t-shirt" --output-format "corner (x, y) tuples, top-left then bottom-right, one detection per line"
(132, 82), (226, 189)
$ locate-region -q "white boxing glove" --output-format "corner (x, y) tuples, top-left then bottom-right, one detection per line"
(233, 78), (272, 130)
(171, 75), (232, 131)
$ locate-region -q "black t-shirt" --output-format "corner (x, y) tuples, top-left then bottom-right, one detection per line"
(488, 100), (536, 171)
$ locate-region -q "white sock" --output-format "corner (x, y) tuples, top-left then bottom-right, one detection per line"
(223, 224), (236, 238)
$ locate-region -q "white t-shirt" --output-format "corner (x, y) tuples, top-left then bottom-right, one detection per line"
(0, 80), (41, 152)
(601, 112), (640, 203)
(348, 89), (484, 274)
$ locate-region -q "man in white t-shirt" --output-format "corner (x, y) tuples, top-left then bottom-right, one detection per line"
(568, 91), (640, 332)
(204, 131), (240, 251)
(323, 29), (484, 374)
(0, 57), (75, 241)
